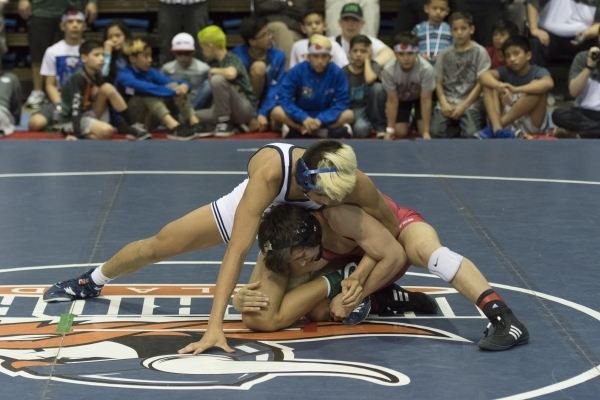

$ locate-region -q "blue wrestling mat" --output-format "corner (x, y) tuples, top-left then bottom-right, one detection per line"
(1, 140), (599, 399)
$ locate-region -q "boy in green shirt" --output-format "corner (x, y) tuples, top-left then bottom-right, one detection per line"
(195, 26), (257, 137)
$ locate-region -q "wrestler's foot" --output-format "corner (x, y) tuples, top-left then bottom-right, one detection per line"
(478, 308), (529, 351)
(372, 283), (438, 314)
(343, 296), (371, 326)
(43, 268), (103, 302)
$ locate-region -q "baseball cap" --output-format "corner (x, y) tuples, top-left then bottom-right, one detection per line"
(340, 3), (363, 20)
(171, 33), (195, 52)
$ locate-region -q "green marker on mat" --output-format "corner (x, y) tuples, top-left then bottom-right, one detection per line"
(56, 313), (75, 333)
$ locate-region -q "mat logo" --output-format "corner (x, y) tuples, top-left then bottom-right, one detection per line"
(0, 285), (468, 390)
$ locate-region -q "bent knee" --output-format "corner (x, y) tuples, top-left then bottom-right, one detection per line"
(250, 61), (266, 76)
(29, 115), (48, 131)
(242, 315), (278, 332)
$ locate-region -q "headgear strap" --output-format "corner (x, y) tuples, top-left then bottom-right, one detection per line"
(308, 44), (332, 55)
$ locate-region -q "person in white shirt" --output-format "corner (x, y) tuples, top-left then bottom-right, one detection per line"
(325, 0), (379, 37)
(289, 10), (348, 69)
(328, 3), (394, 67)
(527, 0), (600, 66)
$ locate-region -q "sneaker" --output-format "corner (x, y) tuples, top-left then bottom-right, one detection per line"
(192, 122), (216, 138)
(167, 124), (196, 141)
(125, 122), (151, 140)
(43, 268), (103, 302)
(327, 123), (353, 139)
(474, 125), (493, 139)
(282, 124), (303, 139)
(376, 131), (386, 139)
(478, 308), (529, 351)
(494, 128), (517, 139)
(371, 283), (438, 314)
(25, 90), (45, 109)
(214, 122), (236, 137)
(343, 296), (371, 326)
(553, 127), (579, 139)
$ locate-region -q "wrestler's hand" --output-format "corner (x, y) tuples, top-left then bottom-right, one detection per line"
(340, 277), (363, 308)
(178, 325), (234, 356)
(232, 281), (269, 313)
(329, 293), (352, 321)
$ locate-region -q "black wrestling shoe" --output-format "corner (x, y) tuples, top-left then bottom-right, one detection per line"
(167, 124), (196, 140)
(478, 308), (529, 351)
(125, 122), (151, 140)
(372, 283), (438, 314)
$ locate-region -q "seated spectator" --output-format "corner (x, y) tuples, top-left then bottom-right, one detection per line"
(28, 10), (85, 132)
(289, 10), (349, 69)
(382, 33), (436, 140)
(552, 42), (600, 138)
(430, 12), (491, 138)
(0, 0), (6, 58)
(0, 49), (22, 137)
(486, 18), (520, 69)
(60, 41), (150, 141)
(454, 0), (509, 47)
(254, 0), (309, 68)
(232, 17), (285, 133)
(102, 19), (132, 84)
(412, 0), (453, 65)
(527, 0), (600, 67)
(160, 32), (212, 110)
(195, 26), (257, 137)
(477, 35), (553, 138)
(115, 39), (201, 141)
(343, 35), (386, 138)
(157, 0), (208, 65)
(395, 0), (428, 35)
(20, 0), (97, 110)
(271, 35), (354, 139)
(330, 3), (394, 67)
(325, 0), (380, 37)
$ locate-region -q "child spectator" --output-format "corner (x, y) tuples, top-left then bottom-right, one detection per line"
(102, 19), (132, 84)
(28, 10), (85, 132)
(552, 43), (600, 138)
(271, 34), (354, 138)
(60, 40), (150, 141)
(478, 35), (553, 138)
(486, 18), (519, 69)
(412, 0), (453, 65)
(160, 32), (212, 110)
(115, 39), (201, 140)
(343, 35), (386, 138)
(331, 3), (394, 67)
(195, 26), (257, 137)
(382, 33), (436, 140)
(430, 12), (491, 138)
(0, 67), (22, 137)
(233, 17), (286, 132)
(325, 0), (379, 37)
(289, 10), (348, 69)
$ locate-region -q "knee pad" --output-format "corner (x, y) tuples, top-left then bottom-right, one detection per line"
(427, 247), (463, 282)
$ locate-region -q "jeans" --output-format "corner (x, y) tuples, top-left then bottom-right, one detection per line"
(352, 81), (386, 138)
(552, 107), (600, 139)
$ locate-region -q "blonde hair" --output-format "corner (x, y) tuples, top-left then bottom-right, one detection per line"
(197, 25), (227, 50)
(308, 34), (332, 49)
(122, 39), (149, 56)
(302, 140), (357, 202)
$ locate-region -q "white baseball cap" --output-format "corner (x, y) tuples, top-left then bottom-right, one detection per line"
(171, 33), (195, 52)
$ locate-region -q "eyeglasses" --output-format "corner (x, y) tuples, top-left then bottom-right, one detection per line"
(255, 31), (273, 41)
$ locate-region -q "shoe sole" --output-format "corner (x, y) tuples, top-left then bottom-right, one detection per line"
(477, 334), (530, 351)
(126, 133), (152, 140)
(166, 134), (197, 141)
(196, 132), (215, 138)
(43, 295), (75, 302)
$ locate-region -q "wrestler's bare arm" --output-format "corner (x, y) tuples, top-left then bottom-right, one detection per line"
(345, 171), (399, 237)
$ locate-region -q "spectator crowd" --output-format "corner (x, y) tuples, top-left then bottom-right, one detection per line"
(0, 0), (599, 140)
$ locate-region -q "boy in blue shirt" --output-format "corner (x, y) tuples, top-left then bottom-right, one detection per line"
(271, 34), (354, 138)
(233, 17), (286, 133)
(412, 0), (453, 65)
(477, 35), (553, 138)
(115, 39), (202, 140)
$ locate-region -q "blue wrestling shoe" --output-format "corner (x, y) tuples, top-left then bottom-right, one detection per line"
(494, 128), (517, 139)
(474, 124), (493, 139)
(343, 296), (371, 326)
(43, 268), (103, 302)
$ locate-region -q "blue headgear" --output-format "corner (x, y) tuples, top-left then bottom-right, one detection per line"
(294, 158), (338, 193)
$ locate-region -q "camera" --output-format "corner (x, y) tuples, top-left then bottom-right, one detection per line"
(591, 50), (600, 61)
